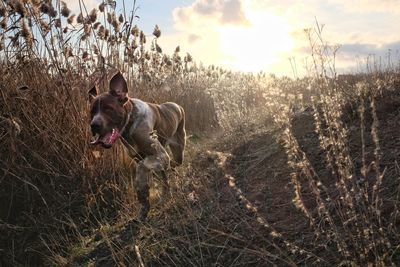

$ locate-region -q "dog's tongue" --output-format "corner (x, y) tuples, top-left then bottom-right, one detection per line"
(91, 128), (120, 147)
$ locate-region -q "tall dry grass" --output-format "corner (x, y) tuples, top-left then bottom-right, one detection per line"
(272, 23), (400, 266)
(0, 0), (272, 265)
(1, 1), (399, 266)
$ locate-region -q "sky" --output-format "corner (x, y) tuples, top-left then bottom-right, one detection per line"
(71, 0), (400, 77)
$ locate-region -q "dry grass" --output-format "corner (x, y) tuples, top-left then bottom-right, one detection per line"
(0, 1), (399, 266)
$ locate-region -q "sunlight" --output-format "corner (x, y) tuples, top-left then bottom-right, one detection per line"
(217, 10), (293, 72)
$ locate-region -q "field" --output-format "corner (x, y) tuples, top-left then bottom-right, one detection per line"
(0, 1), (400, 266)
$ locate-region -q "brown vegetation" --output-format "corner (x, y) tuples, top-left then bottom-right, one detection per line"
(0, 1), (399, 266)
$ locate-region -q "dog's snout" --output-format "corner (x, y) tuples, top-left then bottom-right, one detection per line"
(90, 120), (102, 134)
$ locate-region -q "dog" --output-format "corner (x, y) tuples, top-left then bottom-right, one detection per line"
(88, 71), (186, 220)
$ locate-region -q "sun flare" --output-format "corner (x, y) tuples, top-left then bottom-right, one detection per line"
(218, 10), (293, 72)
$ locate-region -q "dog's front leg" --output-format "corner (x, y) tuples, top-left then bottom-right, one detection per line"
(135, 141), (170, 221)
(135, 161), (151, 221)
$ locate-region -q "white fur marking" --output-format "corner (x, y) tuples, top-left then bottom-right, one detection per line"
(92, 113), (104, 124)
(129, 98), (154, 135)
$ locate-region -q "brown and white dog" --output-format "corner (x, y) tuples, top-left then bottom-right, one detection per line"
(88, 71), (186, 220)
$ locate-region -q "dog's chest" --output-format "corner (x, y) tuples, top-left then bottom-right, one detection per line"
(120, 98), (154, 158)
(120, 136), (141, 158)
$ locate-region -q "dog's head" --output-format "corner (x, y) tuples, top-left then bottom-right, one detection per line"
(88, 71), (130, 149)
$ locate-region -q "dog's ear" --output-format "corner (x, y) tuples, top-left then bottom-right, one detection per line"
(88, 85), (98, 102)
(109, 71), (128, 104)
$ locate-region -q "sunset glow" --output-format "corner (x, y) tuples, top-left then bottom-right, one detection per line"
(67, 0), (400, 76)
(217, 10), (293, 72)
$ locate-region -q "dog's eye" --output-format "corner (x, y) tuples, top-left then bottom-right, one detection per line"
(90, 107), (97, 116)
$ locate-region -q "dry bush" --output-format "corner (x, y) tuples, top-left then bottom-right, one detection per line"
(272, 23), (400, 266)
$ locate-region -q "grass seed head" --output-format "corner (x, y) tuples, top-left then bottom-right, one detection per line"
(98, 25), (105, 38)
(131, 38), (138, 50)
(61, 2), (70, 17)
(84, 23), (91, 35)
(67, 14), (75, 24)
(54, 18), (61, 28)
(93, 22), (101, 30)
(0, 6), (7, 18)
(12, 0), (27, 17)
(111, 15), (120, 31)
(48, 3), (57, 17)
(40, 19), (50, 35)
(30, 0), (40, 6)
(89, 8), (97, 23)
(1, 18), (8, 29)
(153, 24), (161, 38)
(156, 43), (162, 53)
(131, 25), (139, 36)
(140, 30), (146, 44)
(20, 18), (33, 46)
(99, 2), (105, 12)
(82, 51), (89, 60)
(77, 13), (84, 24)
(40, 3), (50, 15)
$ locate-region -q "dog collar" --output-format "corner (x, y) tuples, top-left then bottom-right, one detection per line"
(119, 99), (133, 136)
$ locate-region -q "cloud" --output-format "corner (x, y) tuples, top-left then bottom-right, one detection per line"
(188, 34), (201, 44)
(173, 0), (249, 27)
(339, 41), (400, 62)
(328, 0), (400, 14)
(65, 0), (100, 15)
(165, 0), (400, 75)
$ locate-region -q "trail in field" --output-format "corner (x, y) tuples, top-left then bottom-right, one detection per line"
(71, 89), (400, 266)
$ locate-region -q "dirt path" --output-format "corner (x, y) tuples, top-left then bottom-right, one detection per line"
(69, 100), (400, 266)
